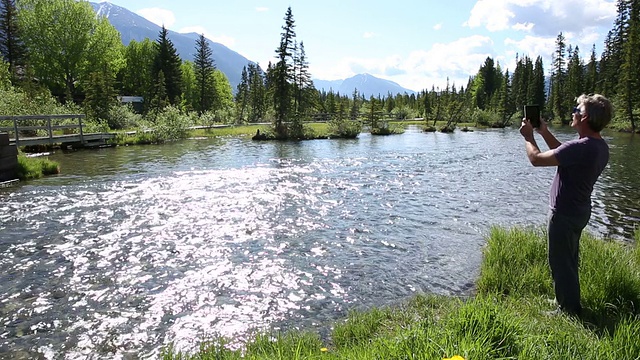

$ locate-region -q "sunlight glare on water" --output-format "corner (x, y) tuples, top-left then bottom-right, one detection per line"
(1, 127), (639, 358)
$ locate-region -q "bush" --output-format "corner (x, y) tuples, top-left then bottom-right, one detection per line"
(16, 154), (60, 180)
(106, 104), (143, 130)
(470, 108), (500, 126)
(152, 105), (193, 142)
(328, 118), (362, 139)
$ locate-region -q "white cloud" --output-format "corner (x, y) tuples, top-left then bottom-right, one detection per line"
(311, 35), (495, 91)
(179, 26), (237, 48)
(466, 0), (616, 36)
(256, 7), (269, 12)
(433, 23), (442, 31)
(363, 32), (376, 39)
(137, 7), (176, 28)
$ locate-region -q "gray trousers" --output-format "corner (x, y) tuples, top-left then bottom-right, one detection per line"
(547, 210), (590, 315)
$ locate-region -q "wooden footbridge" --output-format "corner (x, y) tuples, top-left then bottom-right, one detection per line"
(0, 115), (116, 148)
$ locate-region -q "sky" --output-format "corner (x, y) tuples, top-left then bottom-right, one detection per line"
(99, 0), (618, 92)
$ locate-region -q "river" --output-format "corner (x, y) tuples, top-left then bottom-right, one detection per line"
(1, 126), (638, 359)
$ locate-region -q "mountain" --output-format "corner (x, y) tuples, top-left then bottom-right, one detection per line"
(91, 1), (253, 92)
(312, 74), (415, 98)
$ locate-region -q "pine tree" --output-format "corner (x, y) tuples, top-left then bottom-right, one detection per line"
(84, 67), (118, 128)
(293, 41), (313, 117)
(235, 65), (249, 122)
(351, 88), (360, 120)
(150, 69), (169, 120)
(497, 69), (512, 124)
(565, 46), (585, 112)
(193, 33), (215, 115)
(618, 0), (640, 131)
(153, 26), (182, 106)
(550, 32), (567, 123)
(532, 56), (546, 114)
(273, 6), (296, 137)
(0, 0), (26, 82)
(248, 63), (266, 122)
(585, 45), (598, 93)
(606, 0), (632, 96)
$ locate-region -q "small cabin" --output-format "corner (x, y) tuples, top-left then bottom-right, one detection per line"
(118, 96), (144, 113)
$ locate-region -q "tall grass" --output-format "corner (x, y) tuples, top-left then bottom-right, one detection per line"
(163, 226), (640, 360)
(16, 154), (60, 180)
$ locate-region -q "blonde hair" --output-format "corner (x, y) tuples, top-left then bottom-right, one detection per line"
(576, 93), (612, 132)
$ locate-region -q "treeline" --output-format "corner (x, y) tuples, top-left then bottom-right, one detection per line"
(1, 0), (638, 138)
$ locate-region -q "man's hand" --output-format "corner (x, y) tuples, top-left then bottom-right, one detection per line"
(536, 118), (549, 134)
(520, 118), (534, 140)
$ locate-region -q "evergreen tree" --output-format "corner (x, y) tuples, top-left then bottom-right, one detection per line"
(532, 56), (546, 114)
(618, 0), (640, 131)
(153, 26), (182, 106)
(350, 88), (360, 120)
(497, 69), (511, 124)
(0, 0), (26, 82)
(585, 45), (598, 93)
(605, 0), (632, 96)
(248, 63), (266, 122)
(273, 6), (296, 137)
(550, 32), (567, 123)
(150, 69), (169, 119)
(193, 33), (215, 115)
(293, 41), (313, 117)
(235, 65), (249, 122)
(84, 67), (118, 128)
(565, 46), (585, 110)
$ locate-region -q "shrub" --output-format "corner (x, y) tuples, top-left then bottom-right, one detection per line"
(470, 108), (500, 126)
(328, 118), (362, 138)
(152, 105), (192, 142)
(106, 104), (143, 130)
(16, 154), (60, 180)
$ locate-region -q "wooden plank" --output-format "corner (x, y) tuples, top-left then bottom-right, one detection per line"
(0, 114), (85, 121)
(1, 125), (83, 132)
(7, 132), (115, 147)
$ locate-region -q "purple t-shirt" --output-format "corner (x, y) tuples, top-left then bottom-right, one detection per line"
(550, 136), (609, 215)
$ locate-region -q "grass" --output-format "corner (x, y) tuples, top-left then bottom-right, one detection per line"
(163, 226), (640, 360)
(113, 120), (492, 146)
(16, 153), (60, 180)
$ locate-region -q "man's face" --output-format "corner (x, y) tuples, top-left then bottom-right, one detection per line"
(571, 104), (585, 129)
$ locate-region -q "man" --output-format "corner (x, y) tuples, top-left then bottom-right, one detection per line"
(520, 94), (612, 316)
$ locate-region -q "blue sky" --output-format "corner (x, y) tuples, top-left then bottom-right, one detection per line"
(100, 0), (617, 92)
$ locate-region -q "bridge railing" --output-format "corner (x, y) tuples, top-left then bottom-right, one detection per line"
(0, 115), (86, 147)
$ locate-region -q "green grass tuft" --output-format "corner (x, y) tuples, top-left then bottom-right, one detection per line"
(16, 154), (60, 180)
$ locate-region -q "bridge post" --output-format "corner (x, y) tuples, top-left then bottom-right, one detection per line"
(12, 118), (19, 147)
(79, 116), (85, 144)
(0, 133), (18, 182)
(47, 116), (53, 144)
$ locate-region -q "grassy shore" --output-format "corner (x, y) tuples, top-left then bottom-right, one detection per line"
(114, 121), (486, 146)
(163, 227), (640, 360)
(16, 153), (60, 180)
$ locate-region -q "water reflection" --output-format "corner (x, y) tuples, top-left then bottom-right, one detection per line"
(0, 127), (638, 358)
